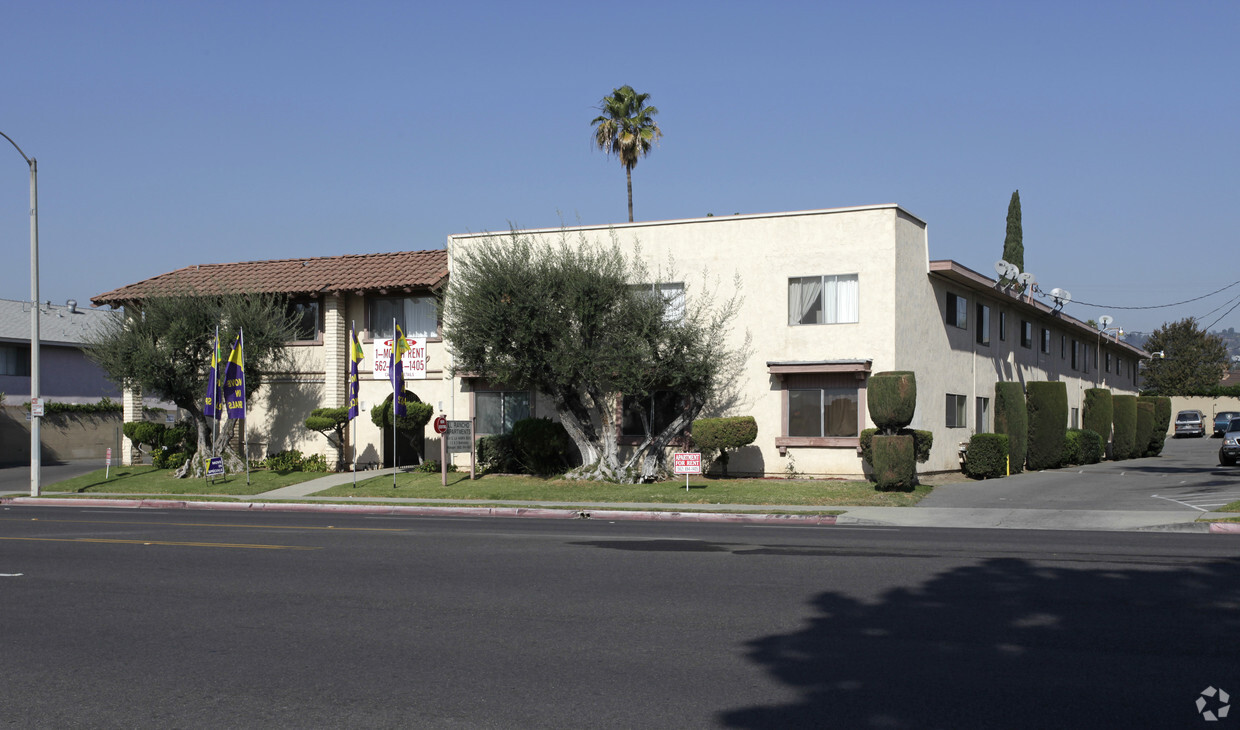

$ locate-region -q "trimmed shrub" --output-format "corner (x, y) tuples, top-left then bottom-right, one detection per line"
(860, 428), (933, 467)
(1134, 401), (1155, 459)
(1150, 396), (1171, 456)
(873, 434), (916, 491)
(476, 434), (521, 473)
(416, 459), (458, 473)
(692, 416), (758, 477)
(965, 433), (1009, 479)
(1111, 395), (1137, 461)
(370, 391), (434, 432)
(1082, 389), (1113, 446)
(1062, 429), (1104, 466)
(264, 450), (305, 472)
(511, 418), (575, 475)
(868, 372), (917, 433)
(994, 382), (1027, 473)
(157, 451), (189, 471)
(1026, 381), (1068, 471)
(302, 453), (329, 472)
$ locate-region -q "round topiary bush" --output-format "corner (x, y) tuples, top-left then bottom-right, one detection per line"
(965, 433), (1009, 479)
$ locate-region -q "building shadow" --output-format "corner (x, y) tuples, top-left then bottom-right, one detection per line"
(719, 555), (1240, 728)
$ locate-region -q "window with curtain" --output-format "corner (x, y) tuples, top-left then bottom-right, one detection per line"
(475, 391), (531, 435)
(946, 292), (967, 329)
(0, 344), (30, 376)
(633, 282), (685, 323)
(621, 391), (686, 437)
(369, 296), (438, 339)
(788, 386), (859, 438)
(788, 274), (859, 325)
(975, 303), (990, 345)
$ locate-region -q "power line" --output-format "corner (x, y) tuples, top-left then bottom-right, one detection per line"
(1204, 297), (1240, 332)
(1048, 279), (1240, 310)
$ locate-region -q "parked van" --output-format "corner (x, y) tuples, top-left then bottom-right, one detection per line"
(1174, 410), (1206, 438)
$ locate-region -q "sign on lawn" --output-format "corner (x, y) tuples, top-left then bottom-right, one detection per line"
(445, 420), (472, 453)
(372, 337), (427, 380)
(206, 456), (225, 478)
(673, 453), (702, 475)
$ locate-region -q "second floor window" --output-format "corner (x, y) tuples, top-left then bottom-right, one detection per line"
(286, 299), (320, 342)
(0, 344), (30, 376)
(370, 296), (437, 340)
(788, 274), (858, 325)
(975, 303), (990, 345)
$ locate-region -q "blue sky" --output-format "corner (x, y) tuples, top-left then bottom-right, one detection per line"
(2, 0), (1237, 334)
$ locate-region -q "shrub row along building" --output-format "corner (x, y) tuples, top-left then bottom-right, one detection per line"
(92, 204), (1147, 476)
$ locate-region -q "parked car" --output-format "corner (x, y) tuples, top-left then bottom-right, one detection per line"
(1174, 410), (1206, 438)
(1220, 418), (1240, 466)
(1213, 411), (1240, 437)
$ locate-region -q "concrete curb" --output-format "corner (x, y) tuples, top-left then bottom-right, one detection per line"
(1209, 522), (1240, 534)
(0, 497), (839, 526)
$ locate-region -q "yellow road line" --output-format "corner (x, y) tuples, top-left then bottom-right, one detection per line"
(2, 518), (402, 532)
(0, 536), (319, 550)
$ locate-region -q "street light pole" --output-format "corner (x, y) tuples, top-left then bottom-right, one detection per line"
(1, 131), (40, 497)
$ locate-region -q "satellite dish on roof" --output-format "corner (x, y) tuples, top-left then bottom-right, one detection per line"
(1099, 315), (1114, 328)
(1017, 272), (1037, 288)
(993, 260), (1019, 280)
(1049, 288), (1072, 307)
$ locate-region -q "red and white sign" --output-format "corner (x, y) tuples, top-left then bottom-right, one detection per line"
(105, 448), (112, 466)
(434, 415), (448, 434)
(372, 338), (427, 380)
(673, 453), (702, 475)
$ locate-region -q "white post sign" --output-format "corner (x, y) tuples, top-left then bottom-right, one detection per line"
(673, 452), (702, 491)
(372, 337), (427, 380)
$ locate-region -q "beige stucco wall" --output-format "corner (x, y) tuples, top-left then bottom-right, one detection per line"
(1166, 396), (1240, 435)
(449, 205), (915, 477)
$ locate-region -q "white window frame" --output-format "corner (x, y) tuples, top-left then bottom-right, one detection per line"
(946, 393), (967, 429)
(788, 274), (859, 325)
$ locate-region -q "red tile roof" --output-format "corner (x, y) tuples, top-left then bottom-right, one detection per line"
(92, 250), (448, 306)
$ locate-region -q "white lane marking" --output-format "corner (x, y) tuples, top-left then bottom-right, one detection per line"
(1, 573), (24, 577)
(1152, 495), (1210, 511)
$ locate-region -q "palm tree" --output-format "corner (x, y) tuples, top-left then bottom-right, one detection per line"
(591, 85), (662, 222)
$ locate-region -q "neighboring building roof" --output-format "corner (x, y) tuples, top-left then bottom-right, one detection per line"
(1221, 371), (1240, 388)
(928, 260), (1149, 359)
(92, 249), (449, 307)
(0, 298), (117, 346)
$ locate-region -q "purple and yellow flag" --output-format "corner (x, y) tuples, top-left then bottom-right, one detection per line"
(203, 329), (222, 419)
(390, 324), (410, 416)
(223, 330), (246, 419)
(347, 327), (364, 420)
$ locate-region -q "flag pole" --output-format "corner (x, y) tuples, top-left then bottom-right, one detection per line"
(241, 328), (249, 485)
(212, 325), (220, 461)
(351, 320), (357, 488)
(392, 317), (398, 488)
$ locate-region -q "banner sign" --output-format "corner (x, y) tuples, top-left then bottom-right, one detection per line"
(206, 457), (225, 477)
(373, 337), (426, 380)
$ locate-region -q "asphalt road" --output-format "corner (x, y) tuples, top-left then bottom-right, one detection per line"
(3, 505), (1238, 728)
(921, 429), (1240, 511)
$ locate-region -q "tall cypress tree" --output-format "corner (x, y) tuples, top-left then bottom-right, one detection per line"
(1002, 190), (1024, 272)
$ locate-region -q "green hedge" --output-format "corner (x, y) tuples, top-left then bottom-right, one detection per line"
(1144, 396), (1171, 456)
(511, 417), (574, 475)
(1111, 395), (1137, 461)
(1062, 429), (1103, 466)
(995, 382), (1027, 473)
(476, 433), (520, 473)
(873, 434), (916, 491)
(859, 428), (933, 466)
(965, 433), (1009, 479)
(1134, 401), (1156, 459)
(1082, 388), (1113, 445)
(692, 416), (758, 477)
(1026, 381), (1068, 471)
(867, 372), (917, 433)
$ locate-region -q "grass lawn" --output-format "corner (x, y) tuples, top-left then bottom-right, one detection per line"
(317, 471), (932, 507)
(41, 465), (329, 496)
(1217, 499), (1240, 514)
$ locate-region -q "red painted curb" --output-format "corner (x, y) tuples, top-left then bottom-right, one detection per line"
(1209, 522), (1240, 534)
(0, 497), (837, 525)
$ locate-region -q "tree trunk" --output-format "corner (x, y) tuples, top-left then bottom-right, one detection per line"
(626, 165), (634, 222)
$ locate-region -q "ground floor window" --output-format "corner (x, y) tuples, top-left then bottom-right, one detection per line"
(769, 364), (868, 451)
(788, 387), (859, 437)
(475, 391), (530, 435)
(621, 391), (686, 437)
(0, 344), (30, 376)
(946, 393), (967, 428)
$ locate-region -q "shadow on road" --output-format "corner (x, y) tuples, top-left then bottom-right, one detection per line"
(720, 555), (1240, 728)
